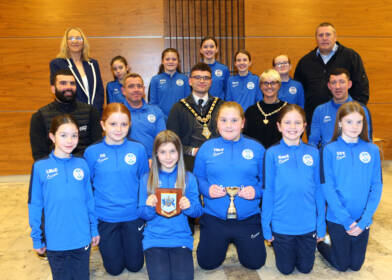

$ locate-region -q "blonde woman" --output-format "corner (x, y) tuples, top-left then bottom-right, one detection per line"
(50, 27), (104, 115)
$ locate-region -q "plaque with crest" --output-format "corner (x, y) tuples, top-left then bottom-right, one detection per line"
(156, 188), (182, 218)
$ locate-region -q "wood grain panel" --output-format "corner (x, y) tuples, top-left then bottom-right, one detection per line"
(0, 38), (163, 111)
(245, 0), (392, 37)
(245, 38), (392, 104)
(0, 112), (33, 175)
(0, 0), (163, 37)
(367, 104), (392, 160)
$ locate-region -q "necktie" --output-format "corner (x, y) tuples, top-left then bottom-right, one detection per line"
(198, 99), (204, 115)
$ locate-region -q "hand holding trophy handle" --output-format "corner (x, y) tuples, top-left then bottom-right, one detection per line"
(209, 184), (227, 198)
(226, 186), (241, 219)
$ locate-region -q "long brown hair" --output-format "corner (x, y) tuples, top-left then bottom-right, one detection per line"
(331, 101), (369, 142)
(148, 130), (187, 194)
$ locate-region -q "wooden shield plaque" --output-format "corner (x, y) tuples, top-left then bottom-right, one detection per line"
(156, 188), (182, 218)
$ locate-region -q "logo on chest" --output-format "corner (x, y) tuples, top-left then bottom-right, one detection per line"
(323, 116), (332, 123)
(73, 168), (84, 181)
(176, 79), (184, 86)
(289, 86), (297, 94)
(79, 125), (87, 132)
(242, 149), (254, 160)
(46, 167), (58, 179)
(147, 114), (156, 123)
(159, 79), (167, 85)
(97, 153), (109, 163)
(278, 154), (289, 164)
(336, 151), (346, 160)
(302, 154), (313, 166)
(247, 82), (255, 90)
(124, 153), (137, 165)
(232, 81), (239, 88)
(215, 69), (223, 77)
(359, 152), (371, 163)
(213, 148), (224, 157)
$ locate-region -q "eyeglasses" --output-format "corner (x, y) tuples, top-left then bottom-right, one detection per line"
(191, 75), (212, 81)
(126, 84), (144, 89)
(275, 61), (290, 67)
(68, 36), (84, 42)
(262, 81), (279, 87)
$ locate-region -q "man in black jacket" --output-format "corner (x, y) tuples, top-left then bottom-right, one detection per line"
(30, 69), (102, 160)
(167, 62), (224, 171)
(294, 22), (369, 133)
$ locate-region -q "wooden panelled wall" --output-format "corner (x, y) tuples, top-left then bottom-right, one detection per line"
(244, 0), (392, 160)
(0, 0), (391, 175)
(0, 0), (164, 175)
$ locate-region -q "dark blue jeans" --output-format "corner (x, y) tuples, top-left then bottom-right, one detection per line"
(145, 247), (194, 280)
(317, 221), (369, 272)
(272, 231), (317, 275)
(98, 219), (144, 275)
(47, 245), (90, 280)
(197, 213), (266, 270)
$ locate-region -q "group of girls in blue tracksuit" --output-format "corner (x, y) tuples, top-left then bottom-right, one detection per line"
(30, 44), (383, 279)
(107, 36), (268, 117)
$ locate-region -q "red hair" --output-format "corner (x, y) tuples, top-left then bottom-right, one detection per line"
(101, 103), (131, 123)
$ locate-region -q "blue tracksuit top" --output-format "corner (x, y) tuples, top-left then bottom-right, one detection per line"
(148, 71), (191, 120)
(206, 61), (230, 100)
(321, 137), (382, 230)
(28, 152), (98, 250)
(106, 79), (126, 104)
(138, 167), (203, 250)
(262, 140), (326, 240)
(226, 72), (263, 111)
(193, 135), (264, 220)
(123, 100), (166, 158)
(309, 96), (372, 148)
(278, 78), (305, 108)
(84, 138), (149, 222)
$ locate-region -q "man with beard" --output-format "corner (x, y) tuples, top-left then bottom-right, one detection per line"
(30, 69), (102, 160)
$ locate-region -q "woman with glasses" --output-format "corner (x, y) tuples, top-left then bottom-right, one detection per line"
(243, 69), (288, 148)
(273, 54), (305, 108)
(50, 27), (105, 115)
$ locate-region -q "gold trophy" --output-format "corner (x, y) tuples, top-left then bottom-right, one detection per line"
(226, 186), (240, 219)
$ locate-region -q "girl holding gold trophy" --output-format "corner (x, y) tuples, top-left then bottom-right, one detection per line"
(194, 101), (266, 270)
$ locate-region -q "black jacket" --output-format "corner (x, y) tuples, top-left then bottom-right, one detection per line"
(167, 94), (223, 170)
(294, 42), (369, 124)
(30, 100), (102, 160)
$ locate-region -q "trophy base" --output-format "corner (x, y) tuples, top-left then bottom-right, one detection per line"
(227, 213), (237, 220)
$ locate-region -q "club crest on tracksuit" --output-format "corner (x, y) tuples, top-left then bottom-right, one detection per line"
(124, 153), (136, 165)
(215, 69), (223, 77)
(359, 152), (371, 163)
(73, 168), (84, 180)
